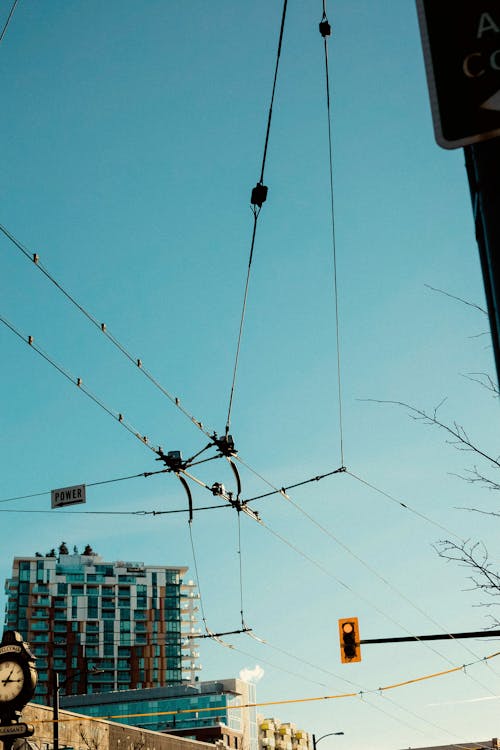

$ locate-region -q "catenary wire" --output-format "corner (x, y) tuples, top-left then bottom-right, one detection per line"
(258, 515), (500, 697)
(0, 312), (160, 454)
(0, 470), (169, 505)
(346, 469), (465, 543)
(236, 452), (466, 543)
(0, 504), (231, 516)
(225, 0), (288, 436)
(34, 648), (500, 726)
(0, 0), (19, 45)
(188, 521), (210, 635)
(319, 0), (344, 466)
(237, 512), (245, 629)
(279, 485), (492, 667)
(0, 222), (214, 441)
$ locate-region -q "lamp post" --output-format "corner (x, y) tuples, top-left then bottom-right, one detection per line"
(312, 732), (344, 750)
(52, 666), (104, 750)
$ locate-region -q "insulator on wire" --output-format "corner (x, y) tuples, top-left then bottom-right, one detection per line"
(319, 19), (331, 37)
(251, 182), (268, 208)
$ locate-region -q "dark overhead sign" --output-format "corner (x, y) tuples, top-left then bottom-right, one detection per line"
(416, 2), (500, 148)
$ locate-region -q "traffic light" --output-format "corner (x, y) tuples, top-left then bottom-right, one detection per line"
(338, 617), (361, 663)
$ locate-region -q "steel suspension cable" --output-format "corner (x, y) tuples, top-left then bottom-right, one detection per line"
(0, 0), (19, 45)
(0, 312), (159, 454)
(319, 1), (345, 465)
(188, 521), (209, 635)
(0, 222), (214, 440)
(225, 0), (288, 436)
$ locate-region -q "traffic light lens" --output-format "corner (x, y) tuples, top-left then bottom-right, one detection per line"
(343, 623), (353, 634)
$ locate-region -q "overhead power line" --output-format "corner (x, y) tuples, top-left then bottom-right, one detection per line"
(0, 222), (214, 441)
(34, 647), (500, 727)
(225, 0), (289, 436)
(0, 311), (160, 453)
(0, 0), (19, 45)
(318, 1), (345, 466)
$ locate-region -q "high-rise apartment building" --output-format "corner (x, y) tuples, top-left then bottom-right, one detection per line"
(4, 547), (201, 704)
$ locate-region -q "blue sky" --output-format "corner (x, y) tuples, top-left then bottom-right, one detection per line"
(1, 2), (500, 749)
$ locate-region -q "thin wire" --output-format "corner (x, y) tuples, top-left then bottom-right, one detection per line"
(188, 522), (209, 634)
(0, 0), (19, 45)
(226, 213), (258, 436)
(243, 630), (364, 691)
(34, 648), (500, 725)
(0, 222), (214, 441)
(243, 465), (345, 503)
(236, 452), (465, 543)
(320, 1), (344, 465)
(280, 489), (499, 685)
(259, 516), (500, 689)
(0, 504), (231, 516)
(346, 470), (466, 543)
(259, 0), (288, 185)
(225, 0), (288, 435)
(0, 470), (169, 505)
(375, 692), (477, 747)
(0, 312), (159, 454)
(237, 512), (245, 629)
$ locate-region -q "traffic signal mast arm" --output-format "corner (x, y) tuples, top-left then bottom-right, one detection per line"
(360, 628), (500, 645)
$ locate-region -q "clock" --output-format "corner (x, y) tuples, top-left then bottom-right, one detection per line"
(0, 631), (37, 719)
(0, 661), (25, 703)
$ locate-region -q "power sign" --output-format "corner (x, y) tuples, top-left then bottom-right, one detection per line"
(416, 2), (500, 148)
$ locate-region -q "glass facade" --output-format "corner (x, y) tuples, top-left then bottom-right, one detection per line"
(62, 679), (258, 750)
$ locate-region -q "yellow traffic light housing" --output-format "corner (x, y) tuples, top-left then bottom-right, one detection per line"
(338, 617), (361, 663)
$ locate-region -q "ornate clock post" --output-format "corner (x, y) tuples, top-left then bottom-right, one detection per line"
(0, 631), (37, 750)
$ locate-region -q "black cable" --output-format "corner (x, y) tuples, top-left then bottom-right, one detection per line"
(188, 521), (209, 634)
(0, 0), (19, 45)
(319, 2), (345, 466)
(259, 0), (288, 185)
(0, 504), (231, 516)
(225, 0), (289, 436)
(243, 465), (345, 503)
(0, 312), (164, 458)
(0, 222), (214, 441)
(0, 470), (168, 505)
(237, 512), (245, 629)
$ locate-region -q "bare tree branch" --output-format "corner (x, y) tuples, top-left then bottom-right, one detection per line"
(461, 372), (499, 397)
(361, 398), (500, 469)
(425, 283), (488, 315)
(435, 540), (500, 614)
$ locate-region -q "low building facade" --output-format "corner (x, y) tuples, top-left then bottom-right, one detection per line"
(17, 701), (222, 750)
(258, 717), (312, 750)
(61, 679), (257, 750)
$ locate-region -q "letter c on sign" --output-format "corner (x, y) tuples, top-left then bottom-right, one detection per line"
(490, 49), (500, 70)
(463, 52), (485, 78)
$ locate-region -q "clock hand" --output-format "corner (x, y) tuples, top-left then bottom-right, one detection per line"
(1, 668), (14, 685)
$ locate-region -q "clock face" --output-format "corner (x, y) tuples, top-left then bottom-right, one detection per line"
(0, 660), (25, 702)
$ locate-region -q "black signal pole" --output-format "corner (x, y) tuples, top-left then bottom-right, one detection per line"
(360, 627), (500, 646)
(464, 139), (500, 388)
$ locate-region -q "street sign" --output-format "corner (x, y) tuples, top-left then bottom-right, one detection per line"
(416, 2), (500, 148)
(0, 723), (34, 738)
(51, 483), (86, 508)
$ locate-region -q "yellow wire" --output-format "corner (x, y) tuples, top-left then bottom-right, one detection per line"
(33, 649), (500, 726)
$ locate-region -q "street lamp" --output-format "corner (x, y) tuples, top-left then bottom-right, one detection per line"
(53, 666), (104, 750)
(312, 732), (344, 750)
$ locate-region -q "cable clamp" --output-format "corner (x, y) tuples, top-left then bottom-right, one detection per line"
(251, 182), (268, 208)
(319, 17), (331, 37)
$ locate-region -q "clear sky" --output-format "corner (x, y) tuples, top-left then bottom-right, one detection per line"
(1, 2), (499, 749)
